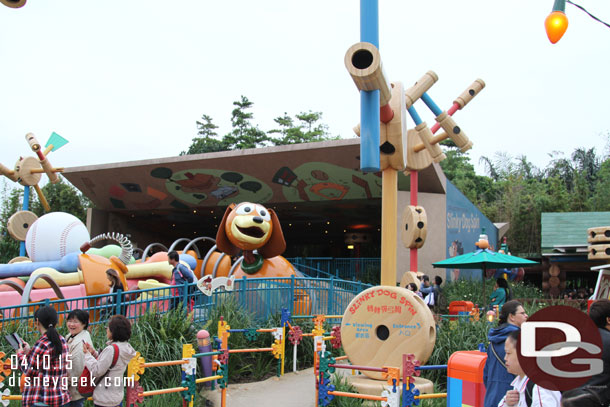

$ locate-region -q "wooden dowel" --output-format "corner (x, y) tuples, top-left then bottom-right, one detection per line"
(228, 348), (273, 353)
(415, 393), (448, 399)
(328, 391), (386, 401)
(141, 386), (188, 397)
(34, 184), (50, 212)
(143, 360), (188, 368)
(329, 364), (387, 373)
(195, 375), (223, 384)
(30, 167), (64, 174)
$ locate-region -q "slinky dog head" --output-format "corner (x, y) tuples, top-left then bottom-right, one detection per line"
(216, 202), (286, 258)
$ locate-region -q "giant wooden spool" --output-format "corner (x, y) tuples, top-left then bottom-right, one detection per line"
(341, 286), (436, 380)
(401, 205), (427, 249)
(399, 270), (422, 290)
(7, 210), (38, 241)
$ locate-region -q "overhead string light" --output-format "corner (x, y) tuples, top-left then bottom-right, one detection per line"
(545, 0), (610, 44)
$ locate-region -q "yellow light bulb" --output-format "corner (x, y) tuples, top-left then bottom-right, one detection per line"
(545, 10), (569, 44)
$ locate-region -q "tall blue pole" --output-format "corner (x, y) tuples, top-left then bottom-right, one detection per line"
(19, 186), (30, 256)
(359, 0), (380, 173)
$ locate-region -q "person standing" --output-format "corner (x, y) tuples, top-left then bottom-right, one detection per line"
(167, 250), (195, 311)
(490, 278), (511, 310)
(101, 269), (125, 318)
(17, 306), (71, 407)
(579, 298), (610, 405)
(498, 330), (561, 407)
(65, 310), (95, 407)
(83, 315), (136, 407)
(407, 283), (423, 298)
(483, 300), (528, 407)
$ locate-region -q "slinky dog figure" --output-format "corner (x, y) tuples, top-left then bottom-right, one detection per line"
(216, 202), (295, 278)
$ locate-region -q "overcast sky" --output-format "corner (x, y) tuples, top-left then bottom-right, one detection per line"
(1, 0), (609, 186)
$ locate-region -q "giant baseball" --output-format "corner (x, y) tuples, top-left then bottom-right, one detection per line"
(25, 212), (90, 262)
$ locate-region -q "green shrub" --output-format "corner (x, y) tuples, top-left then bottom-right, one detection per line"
(443, 279), (543, 308)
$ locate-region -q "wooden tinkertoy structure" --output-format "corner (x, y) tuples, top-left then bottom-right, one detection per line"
(334, 0), (486, 399)
(1, 132), (68, 258)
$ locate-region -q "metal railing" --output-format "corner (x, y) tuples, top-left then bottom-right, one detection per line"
(287, 257), (381, 281)
(0, 276), (372, 331)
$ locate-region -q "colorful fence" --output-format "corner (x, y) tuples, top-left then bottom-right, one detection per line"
(0, 276), (371, 331)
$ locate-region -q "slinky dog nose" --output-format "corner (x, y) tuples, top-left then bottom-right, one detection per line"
(253, 217), (263, 224)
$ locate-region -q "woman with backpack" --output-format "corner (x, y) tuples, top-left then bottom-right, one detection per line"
(82, 315), (136, 407)
(17, 306), (71, 407)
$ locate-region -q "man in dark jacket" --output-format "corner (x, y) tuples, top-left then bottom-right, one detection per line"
(580, 299), (610, 405)
(167, 250), (195, 311)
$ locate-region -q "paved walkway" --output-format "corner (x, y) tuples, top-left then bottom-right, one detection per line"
(203, 368), (316, 407)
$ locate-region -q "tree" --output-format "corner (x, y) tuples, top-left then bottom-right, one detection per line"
(222, 96), (269, 150)
(181, 114), (227, 155)
(183, 97), (337, 154)
(0, 181), (22, 263)
(269, 111), (335, 146)
(589, 159), (610, 211)
(30, 177), (90, 223)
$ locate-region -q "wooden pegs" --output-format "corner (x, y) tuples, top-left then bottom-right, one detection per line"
(435, 112), (471, 152)
(345, 42), (392, 106)
(414, 122), (445, 163)
(588, 244), (610, 260)
(587, 226), (610, 244)
(454, 79), (486, 109)
(39, 158), (60, 183)
(380, 82), (407, 171)
(405, 129), (433, 171)
(30, 167), (64, 174)
(43, 144), (54, 156)
(34, 184), (51, 212)
(0, 162), (18, 182)
(25, 132), (41, 152)
(404, 71), (438, 109)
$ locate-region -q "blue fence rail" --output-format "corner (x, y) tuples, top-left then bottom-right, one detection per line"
(287, 257), (381, 281)
(0, 276), (371, 331)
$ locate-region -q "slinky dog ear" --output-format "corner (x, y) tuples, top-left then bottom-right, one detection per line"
(258, 209), (286, 259)
(216, 203), (240, 257)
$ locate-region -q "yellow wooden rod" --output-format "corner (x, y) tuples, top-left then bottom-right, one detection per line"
(141, 386), (188, 397)
(43, 144), (54, 156)
(380, 168), (397, 286)
(415, 393), (448, 399)
(30, 167), (64, 174)
(413, 133), (448, 153)
(195, 375), (223, 384)
(34, 184), (51, 212)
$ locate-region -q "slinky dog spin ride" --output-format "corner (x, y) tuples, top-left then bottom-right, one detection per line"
(314, 1), (489, 405)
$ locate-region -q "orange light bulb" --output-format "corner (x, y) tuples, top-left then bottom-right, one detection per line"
(545, 10), (569, 44)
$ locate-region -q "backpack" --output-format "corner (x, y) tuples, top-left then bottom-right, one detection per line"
(78, 343), (119, 397)
(176, 264), (195, 284)
(524, 378), (535, 407)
